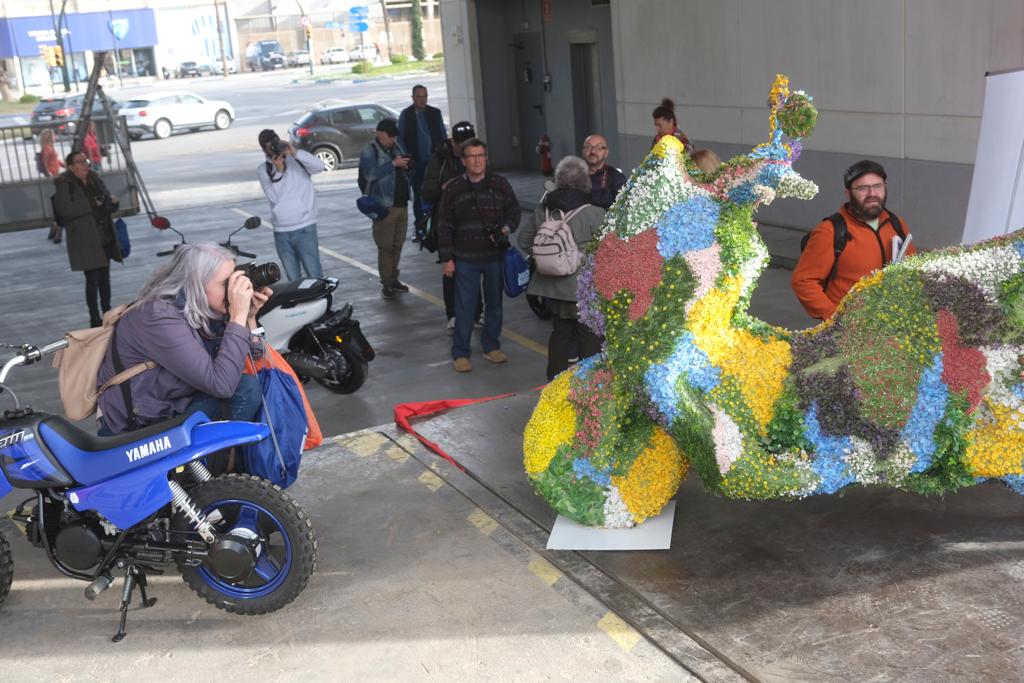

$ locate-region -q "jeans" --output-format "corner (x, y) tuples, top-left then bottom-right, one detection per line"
(410, 161), (427, 227)
(187, 373), (263, 423)
(84, 266), (111, 326)
(443, 269), (482, 322)
(372, 207), (408, 286)
(452, 259), (503, 359)
(273, 224), (323, 281)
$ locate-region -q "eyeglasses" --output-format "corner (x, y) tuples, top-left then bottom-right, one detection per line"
(851, 182), (885, 194)
(464, 153), (487, 160)
(582, 144), (607, 151)
(71, 158), (89, 166)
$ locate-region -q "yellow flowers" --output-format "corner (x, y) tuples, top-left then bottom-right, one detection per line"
(965, 399), (1024, 477)
(523, 372), (578, 476)
(612, 428), (689, 523)
(687, 276), (791, 432)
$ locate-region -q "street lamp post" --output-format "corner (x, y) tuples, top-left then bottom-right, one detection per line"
(47, 0), (71, 92)
(214, 0), (229, 78)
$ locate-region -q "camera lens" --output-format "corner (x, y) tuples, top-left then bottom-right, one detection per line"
(236, 262), (281, 288)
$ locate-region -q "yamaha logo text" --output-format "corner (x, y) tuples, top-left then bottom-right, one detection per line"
(126, 436), (172, 463)
(0, 430), (26, 449)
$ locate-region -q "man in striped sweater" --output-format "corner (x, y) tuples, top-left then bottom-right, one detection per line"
(438, 138), (520, 372)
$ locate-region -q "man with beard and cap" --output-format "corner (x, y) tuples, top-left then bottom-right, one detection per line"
(791, 159), (913, 320)
(582, 134), (626, 210)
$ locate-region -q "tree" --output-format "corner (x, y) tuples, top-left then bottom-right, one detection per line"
(411, 0), (425, 61)
(378, 0), (392, 60)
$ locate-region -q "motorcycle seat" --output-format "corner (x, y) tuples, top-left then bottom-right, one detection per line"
(262, 278), (334, 312)
(41, 412), (192, 453)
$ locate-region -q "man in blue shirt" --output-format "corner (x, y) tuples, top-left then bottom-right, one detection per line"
(398, 84), (447, 242)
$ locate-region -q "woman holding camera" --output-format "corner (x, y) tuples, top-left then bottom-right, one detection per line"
(52, 150), (123, 328)
(95, 242), (271, 436)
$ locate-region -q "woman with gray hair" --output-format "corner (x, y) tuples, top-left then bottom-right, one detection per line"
(96, 242), (271, 436)
(517, 155), (606, 380)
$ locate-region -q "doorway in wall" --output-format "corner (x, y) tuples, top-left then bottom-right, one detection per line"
(570, 40), (601, 150)
(513, 32), (546, 169)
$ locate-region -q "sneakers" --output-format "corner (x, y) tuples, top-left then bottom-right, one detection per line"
(446, 318), (455, 336)
(392, 281), (410, 293)
(483, 349), (508, 364)
(381, 285), (395, 300)
(453, 357), (472, 372)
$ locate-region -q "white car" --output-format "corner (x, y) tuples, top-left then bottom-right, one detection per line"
(209, 60), (238, 75)
(118, 91), (235, 140)
(287, 51), (311, 67)
(350, 45), (378, 62)
(320, 47), (350, 64)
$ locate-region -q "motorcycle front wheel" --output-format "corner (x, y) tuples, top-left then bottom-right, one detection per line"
(174, 474), (317, 615)
(0, 531), (12, 607)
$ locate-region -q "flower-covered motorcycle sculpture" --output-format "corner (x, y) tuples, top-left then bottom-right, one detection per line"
(524, 75), (1024, 528)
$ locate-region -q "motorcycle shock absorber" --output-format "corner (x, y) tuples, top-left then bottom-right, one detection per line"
(187, 461), (214, 483)
(168, 480), (216, 543)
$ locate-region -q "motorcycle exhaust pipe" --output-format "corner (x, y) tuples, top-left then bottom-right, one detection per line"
(283, 352), (330, 379)
(84, 574), (113, 601)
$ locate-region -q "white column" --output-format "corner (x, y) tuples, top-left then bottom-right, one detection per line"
(439, 0), (485, 135)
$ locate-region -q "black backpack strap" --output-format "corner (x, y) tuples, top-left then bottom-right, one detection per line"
(824, 213), (847, 286)
(887, 211), (905, 239)
(110, 322), (139, 432)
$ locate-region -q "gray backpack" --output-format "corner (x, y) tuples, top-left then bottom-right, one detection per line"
(532, 206), (586, 276)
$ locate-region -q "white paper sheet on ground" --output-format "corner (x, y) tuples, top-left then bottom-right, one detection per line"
(546, 501), (676, 550)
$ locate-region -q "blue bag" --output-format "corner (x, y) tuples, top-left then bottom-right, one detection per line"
(241, 366), (308, 488)
(502, 247), (530, 298)
(114, 218), (130, 258)
(356, 195), (390, 222)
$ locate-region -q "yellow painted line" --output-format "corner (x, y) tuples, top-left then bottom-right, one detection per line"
(466, 508), (498, 536)
(317, 244), (547, 358)
(397, 433), (419, 451)
(418, 470), (445, 492)
(527, 554), (561, 587)
(597, 612), (641, 653)
(385, 444), (410, 463)
(335, 432), (389, 457)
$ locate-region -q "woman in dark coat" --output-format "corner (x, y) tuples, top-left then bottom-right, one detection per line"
(52, 150), (122, 327)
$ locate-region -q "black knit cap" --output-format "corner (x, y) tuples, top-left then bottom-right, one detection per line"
(451, 121), (475, 144)
(843, 159), (887, 189)
(258, 129), (279, 147)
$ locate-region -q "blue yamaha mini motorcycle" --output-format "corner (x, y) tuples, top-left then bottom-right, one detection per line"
(0, 340), (317, 641)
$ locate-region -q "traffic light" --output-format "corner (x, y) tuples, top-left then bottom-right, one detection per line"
(52, 46), (64, 67)
(40, 45), (55, 67)
(304, 25), (313, 42)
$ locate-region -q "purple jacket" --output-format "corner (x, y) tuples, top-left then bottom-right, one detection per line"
(96, 300), (256, 434)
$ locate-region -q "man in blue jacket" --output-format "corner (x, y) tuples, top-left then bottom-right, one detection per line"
(257, 129), (326, 280)
(359, 118), (412, 299)
(399, 84), (447, 241)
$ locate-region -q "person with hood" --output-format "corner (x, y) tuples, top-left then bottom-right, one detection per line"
(517, 156), (605, 380)
(52, 150), (123, 328)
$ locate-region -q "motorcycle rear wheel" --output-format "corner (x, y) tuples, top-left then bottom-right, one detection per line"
(313, 345), (368, 394)
(0, 531), (12, 607)
(174, 474), (317, 615)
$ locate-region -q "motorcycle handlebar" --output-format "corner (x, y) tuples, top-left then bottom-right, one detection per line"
(157, 249), (174, 257)
(0, 338), (69, 384)
(235, 249), (257, 259)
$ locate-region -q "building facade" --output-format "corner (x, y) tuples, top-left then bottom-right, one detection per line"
(440, 0), (1024, 248)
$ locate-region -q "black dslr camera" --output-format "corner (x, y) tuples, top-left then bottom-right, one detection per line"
(236, 262), (281, 288)
(269, 139), (289, 157)
(485, 224), (511, 250)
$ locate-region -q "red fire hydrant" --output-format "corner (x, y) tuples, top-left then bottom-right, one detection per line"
(537, 134), (553, 176)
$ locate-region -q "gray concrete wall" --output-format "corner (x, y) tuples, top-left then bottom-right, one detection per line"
(468, 0), (619, 170)
(611, 0), (1024, 247)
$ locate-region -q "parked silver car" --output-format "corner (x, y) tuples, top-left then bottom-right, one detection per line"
(118, 90), (235, 140)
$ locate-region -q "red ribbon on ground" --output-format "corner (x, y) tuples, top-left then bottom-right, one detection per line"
(393, 394), (515, 471)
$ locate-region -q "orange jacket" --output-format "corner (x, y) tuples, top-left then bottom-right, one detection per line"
(791, 204), (914, 320)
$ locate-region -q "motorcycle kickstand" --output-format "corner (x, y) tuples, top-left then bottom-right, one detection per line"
(111, 565), (157, 643)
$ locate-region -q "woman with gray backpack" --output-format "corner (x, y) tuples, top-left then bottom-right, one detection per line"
(517, 156), (605, 380)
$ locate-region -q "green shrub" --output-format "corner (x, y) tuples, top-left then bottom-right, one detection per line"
(432, 52), (444, 60)
(351, 60), (374, 74)
(19, 94), (40, 103)
(390, 53), (409, 64)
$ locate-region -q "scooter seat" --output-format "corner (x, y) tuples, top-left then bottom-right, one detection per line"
(41, 412), (192, 453)
(262, 277), (335, 312)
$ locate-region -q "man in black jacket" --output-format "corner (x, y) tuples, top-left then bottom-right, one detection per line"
(438, 138), (520, 372)
(399, 84), (447, 241)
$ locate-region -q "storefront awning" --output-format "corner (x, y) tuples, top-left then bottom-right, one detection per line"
(0, 9), (157, 59)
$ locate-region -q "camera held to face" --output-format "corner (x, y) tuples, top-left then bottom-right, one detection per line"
(485, 224), (511, 250)
(235, 261), (281, 289)
(269, 139), (289, 157)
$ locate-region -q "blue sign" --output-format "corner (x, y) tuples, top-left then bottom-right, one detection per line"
(0, 9), (158, 59)
(324, 21), (341, 29)
(348, 6), (370, 20)
(349, 21), (369, 33)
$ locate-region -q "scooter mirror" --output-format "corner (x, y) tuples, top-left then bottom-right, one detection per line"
(244, 216), (262, 230)
(150, 215), (171, 230)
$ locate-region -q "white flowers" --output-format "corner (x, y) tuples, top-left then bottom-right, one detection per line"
(919, 245), (1022, 298)
(602, 485), (635, 528)
(710, 404), (744, 474)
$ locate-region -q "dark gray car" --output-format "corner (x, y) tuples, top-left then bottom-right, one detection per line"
(288, 102), (398, 171)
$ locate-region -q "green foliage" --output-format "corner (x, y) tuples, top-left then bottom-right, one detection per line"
(999, 272), (1024, 342)
(762, 380), (812, 455)
(901, 393), (976, 495)
(411, 0), (426, 61)
(668, 384), (718, 488)
(19, 94), (39, 103)
(390, 53), (409, 64)
(531, 445), (606, 526)
(351, 60), (374, 74)
(715, 204), (760, 280)
(432, 52), (444, 60)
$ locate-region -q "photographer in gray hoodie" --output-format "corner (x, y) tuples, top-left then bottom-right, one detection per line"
(257, 129), (326, 280)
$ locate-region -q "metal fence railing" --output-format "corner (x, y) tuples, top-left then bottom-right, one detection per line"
(0, 117), (138, 233)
